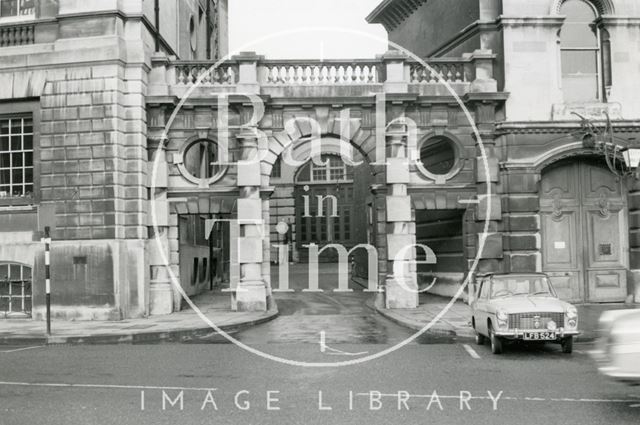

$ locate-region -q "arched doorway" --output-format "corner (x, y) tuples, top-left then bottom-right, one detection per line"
(540, 157), (628, 302)
(294, 153), (363, 263)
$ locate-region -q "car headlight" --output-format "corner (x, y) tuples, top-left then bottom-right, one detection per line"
(567, 319), (577, 328)
(496, 310), (508, 322)
(566, 305), (578, 319)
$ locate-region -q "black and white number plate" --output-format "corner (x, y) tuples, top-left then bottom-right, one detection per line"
(523, 332), (556, 341)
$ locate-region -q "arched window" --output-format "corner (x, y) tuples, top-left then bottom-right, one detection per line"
(559, 0), (604, 103)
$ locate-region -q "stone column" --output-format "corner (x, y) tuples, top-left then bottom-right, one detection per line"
(148, 147), (173, 315)
(384, 126), (418, 309)
(235, 128), (268, 311)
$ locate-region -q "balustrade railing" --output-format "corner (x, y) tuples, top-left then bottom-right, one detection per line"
(0, 23), (35, 47)
(174, 61), (239, 86)
(408, 59), (469, 83)
(260, 60), (384, 85)
(164, 54), (489, 90)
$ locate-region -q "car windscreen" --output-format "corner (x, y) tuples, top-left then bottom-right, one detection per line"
(490, 277), (555, 298)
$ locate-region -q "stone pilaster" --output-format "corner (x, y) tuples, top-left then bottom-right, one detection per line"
(235, 128), (268, 311)
(384, 126), (418, 309)
(627, 179), (640, 303)
(147, 147), (173, 315)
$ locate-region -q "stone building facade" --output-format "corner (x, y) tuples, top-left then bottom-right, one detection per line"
(4, 0), (635, 323)
(0, 0), (228, 320)
(369, 0), (640, 303)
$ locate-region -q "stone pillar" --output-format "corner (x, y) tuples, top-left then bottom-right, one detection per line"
(382, 50), (408, 93)
(148, 147), (173, 315)
(384, 126), (418, 309)
(235, 128), (268, 311)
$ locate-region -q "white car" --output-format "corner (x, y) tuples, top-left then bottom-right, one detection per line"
(471, 273), (580, 354)
(592, 309), (640, 385)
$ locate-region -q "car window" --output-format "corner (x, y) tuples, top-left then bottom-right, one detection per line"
(489, 276), (555, 298)
(478, 279), (489, 299)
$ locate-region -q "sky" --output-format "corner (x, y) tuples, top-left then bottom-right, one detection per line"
(228, 0), (388, 59)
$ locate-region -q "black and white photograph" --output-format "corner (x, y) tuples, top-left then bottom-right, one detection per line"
(0, 0), (639, 424)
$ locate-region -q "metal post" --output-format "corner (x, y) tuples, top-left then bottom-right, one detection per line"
(44, 226), (51, 335)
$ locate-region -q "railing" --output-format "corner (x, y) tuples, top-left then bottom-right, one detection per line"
(157, 51), (495, 92)
(174, 61), (239, 86)
(0, 23), (35, 47)
(408, 59), (469, 83)
(260, 60), (384, 85)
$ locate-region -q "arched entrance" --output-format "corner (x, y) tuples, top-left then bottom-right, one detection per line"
(540, 157), (628, 302)
(294, 153), (362, 263)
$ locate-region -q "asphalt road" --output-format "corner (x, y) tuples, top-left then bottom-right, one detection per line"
(1, 267), (638, 425)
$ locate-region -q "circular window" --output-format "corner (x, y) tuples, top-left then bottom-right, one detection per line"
(416, 135), (463, 183)
(189, 15), (197, 52)
(176, 138), (227, 186)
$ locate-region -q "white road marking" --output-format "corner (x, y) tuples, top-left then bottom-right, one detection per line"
(1, 346), (44, 354)
(0, 381), (216, 392)
(462, 344), (481, 359)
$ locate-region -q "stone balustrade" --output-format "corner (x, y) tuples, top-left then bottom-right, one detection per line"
(0, 23), (35, 47)
(260, 60), (384, 85)
(174, 61), (239, 86)
(149, 50), (496, 97)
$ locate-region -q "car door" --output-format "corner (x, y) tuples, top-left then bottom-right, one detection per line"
(473, 278), (489, 335)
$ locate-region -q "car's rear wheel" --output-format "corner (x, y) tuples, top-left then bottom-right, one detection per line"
(561, 336), (573, 354)
(489, 325), (503, 355)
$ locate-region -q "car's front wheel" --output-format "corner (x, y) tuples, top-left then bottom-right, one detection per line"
(489, 325), (503, 355)
(561, 336), (573, 354)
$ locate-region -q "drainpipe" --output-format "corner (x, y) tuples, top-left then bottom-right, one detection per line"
(154, 0), (160, 52)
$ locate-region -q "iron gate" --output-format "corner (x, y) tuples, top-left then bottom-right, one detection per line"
(0, 263), (32, 318)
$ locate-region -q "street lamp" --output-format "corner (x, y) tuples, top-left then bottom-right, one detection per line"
(573, 112), (640, 180)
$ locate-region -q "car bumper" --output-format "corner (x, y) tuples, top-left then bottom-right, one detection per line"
(494, 329), (580, 340)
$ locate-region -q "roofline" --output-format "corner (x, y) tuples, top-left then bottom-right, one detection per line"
(366, 0), (395, 23)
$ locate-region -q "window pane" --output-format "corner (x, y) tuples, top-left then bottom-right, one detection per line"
(23, 134), (32, 150)
(10, 136), (20, 150)
(11, 152), (22, 167)
(560, 0), (598, 48)
(0, 136), (8, 151)
(12, 168), (23, 184)
(0, 169), (9, 185)
(0, 120), (8, 136)
(24, 151), (32, 166)
(24, 167), (32, 184)
(22, 119), (32, 134)
(562, 50), (598, 102)
(563, 75), (599, 103)
(0, 0), (17, 17)
(0, 153), (9, 168)
(561, 50), (597, 75)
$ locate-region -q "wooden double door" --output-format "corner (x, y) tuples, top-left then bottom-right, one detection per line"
(540, 159), (628, 303)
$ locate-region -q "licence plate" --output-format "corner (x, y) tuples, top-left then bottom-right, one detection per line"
(523, 332), (556, 341)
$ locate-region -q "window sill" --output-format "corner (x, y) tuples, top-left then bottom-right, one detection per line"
(0, 198), (36, 210)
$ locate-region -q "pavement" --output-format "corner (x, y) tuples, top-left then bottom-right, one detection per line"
(374, 292), (640, 342)
(0, 292), (278, 345)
